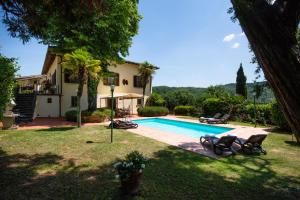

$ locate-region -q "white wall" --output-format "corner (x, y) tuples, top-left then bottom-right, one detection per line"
(35, 95), (60, 117)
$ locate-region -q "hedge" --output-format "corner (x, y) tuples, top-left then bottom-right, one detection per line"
(271, 102), (290, 130)
(138, 106), (169, 117)
(174, 105), (196, 115)
(65, 108), (113, 123)
(244, 103), (272, 124)
(202, 98), (231, 116)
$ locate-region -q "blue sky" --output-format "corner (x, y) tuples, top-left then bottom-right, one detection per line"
(0, 0), (260, 87)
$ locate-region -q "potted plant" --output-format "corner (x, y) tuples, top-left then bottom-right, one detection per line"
(114, 151), (148, 195)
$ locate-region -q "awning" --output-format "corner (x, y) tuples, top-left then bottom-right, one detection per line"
(98, 93), (143, 99)
(119, 93), (143, 100)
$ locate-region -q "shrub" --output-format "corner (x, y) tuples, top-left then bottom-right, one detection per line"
(202, 98), (230, 116)
(138, 106), (169, 117)
(271, 101), (291, 130)
(146, 93), (165, 106)
(65, 108), (113, 123)
(174, 106), (196, 116)
(65, 110), (78, 122)
(245, 103), (272, 124)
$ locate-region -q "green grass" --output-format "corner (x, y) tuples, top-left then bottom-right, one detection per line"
(0, 126), (300, 199)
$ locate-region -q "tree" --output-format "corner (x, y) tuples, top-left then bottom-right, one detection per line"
(62, 49), (101, 127)
(202, 86), (232, 100)
(1, 0), (141, 111)
(146, 93), (165, 107)
(138, 61), (158, 107)
(236, 63), (247, 98)
(230, 0), (300, 142)
(0, 53), (19, 119)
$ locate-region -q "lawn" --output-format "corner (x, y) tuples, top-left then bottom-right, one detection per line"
(0, 126), (300, 199)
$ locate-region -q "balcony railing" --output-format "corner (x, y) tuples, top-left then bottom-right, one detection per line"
(18, 84), (60, 95)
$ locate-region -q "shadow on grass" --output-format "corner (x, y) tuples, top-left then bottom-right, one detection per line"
(264, 127), (292, 135)
(1, 145), (300, 199)
(35, 127), (77, 132)
(285, 141), (300, 147)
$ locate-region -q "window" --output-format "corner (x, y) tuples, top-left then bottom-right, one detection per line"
(47, 98), (52, 103)
(137, 98), (142, 105)
(64, 69), (78, 83)
(133, 76), (143, 88)
(103, 73), (119, 86)
(71, 96), (78, 107)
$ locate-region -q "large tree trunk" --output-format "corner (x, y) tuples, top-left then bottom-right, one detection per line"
(231, 0), (300, 142)
(77, 67), (88, 127)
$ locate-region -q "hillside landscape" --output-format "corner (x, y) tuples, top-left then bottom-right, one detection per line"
(153, 82), (274, 103)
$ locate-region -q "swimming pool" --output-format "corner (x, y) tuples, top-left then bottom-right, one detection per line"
(133, 118), (234, 139)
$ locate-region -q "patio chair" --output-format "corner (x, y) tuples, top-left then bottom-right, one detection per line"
(199, 113), (222, 123)
(109, 120), (138, 129)
(235, 134), (267, 154)
(207, 114), (230, 124)
(200, 135), (237, 155)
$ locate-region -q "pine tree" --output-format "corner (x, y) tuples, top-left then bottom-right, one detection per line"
(236, 63), (247, 98)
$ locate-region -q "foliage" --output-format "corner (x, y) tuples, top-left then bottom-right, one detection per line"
(65, 110), (78, 122)
(225, 95), (246, 117)
(1, 0), (141, 115)
(62, 48), (101, 126)
(146, 93), (165, 107)
(138, 106), (169, 117)
(202, 98), (231, 116)
(65, 108), (112, 123)
(271, 101), (291, 130)
(174, 106), (197, 116)
(236, 63), (247, 98)
(244, 103), (272, 125)
(0, 53), (19, 119)
(202, 86), (232, 100)
(114, 151), (148, 182)
(153, 83), (274, 104)
(87, 76), (100, 111)
(165, 90), (196, 111)
(1, 0), (141, 61)
(138, 61), (157, 106)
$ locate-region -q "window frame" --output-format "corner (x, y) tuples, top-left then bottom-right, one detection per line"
(133, 75), (143, 88)
(103, 73), (120, 86)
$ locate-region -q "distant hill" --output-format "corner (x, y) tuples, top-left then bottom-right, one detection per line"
(153, 82), (275, 103)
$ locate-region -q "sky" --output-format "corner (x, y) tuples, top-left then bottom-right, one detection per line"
(0, 0), (261, 87)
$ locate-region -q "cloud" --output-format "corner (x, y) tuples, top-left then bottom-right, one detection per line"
(231, 43), (240, 48)
(223, 34), (235, 42)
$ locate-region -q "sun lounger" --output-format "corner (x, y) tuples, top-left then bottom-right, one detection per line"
(200, 135), (237, 155)
(235, 134), (267, 154)
(207, 114), (230, 124)
(199, 113), (222, 123)
(109, 120), (138, 129)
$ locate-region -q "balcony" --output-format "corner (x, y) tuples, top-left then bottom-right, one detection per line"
(18, 83), (60, 95)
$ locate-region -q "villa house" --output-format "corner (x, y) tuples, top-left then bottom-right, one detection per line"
(15, 47), (153, 122)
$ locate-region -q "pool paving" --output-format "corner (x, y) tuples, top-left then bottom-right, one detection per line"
(127, 116), (269, 158)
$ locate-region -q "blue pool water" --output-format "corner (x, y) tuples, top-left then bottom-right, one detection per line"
(133, 118), (233, 139)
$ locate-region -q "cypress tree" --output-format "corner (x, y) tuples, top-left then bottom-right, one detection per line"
(236, 63), (247, 98)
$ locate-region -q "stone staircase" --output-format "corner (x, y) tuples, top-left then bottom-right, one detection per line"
(13, 93), (36, 124)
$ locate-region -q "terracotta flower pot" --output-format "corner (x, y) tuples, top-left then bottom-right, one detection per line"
(120, 172), (143, 195)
